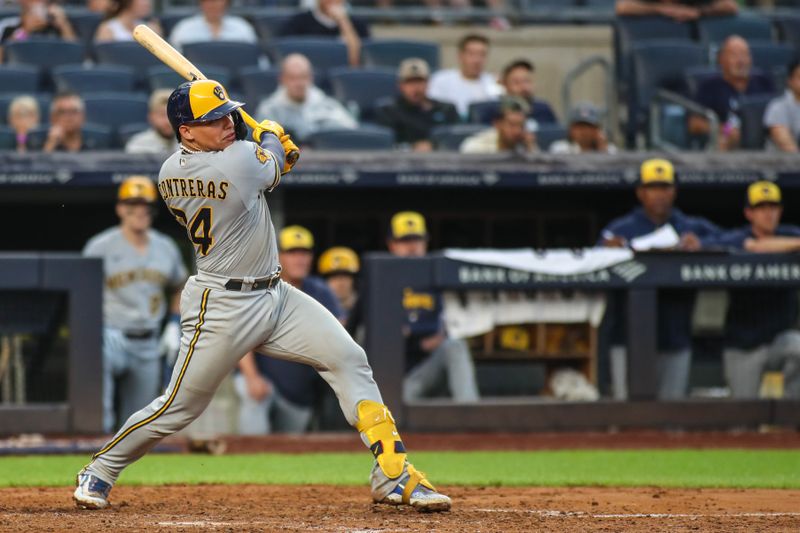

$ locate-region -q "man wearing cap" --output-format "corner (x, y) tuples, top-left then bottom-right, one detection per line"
(599, 159), (719, 399)
(374, 58), (460, 152)
(234, 225), (344, 434)
(318, 246), (361, 324)
(549, 102), (617, 154)
(460, 96), (537, 154)
(387, 211), (480, 403)
(83, 176), (188, 432)
(703, 181), (800, 398)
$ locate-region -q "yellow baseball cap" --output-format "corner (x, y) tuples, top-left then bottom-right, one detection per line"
(498, 326), (530, 351)
(747, 181), (782, 207)
(389, 211), (427, 240)
(639, 158), (675, 186)
(318, 247), (360, 276)
(118, 175), (157, 203)
(279, 225), (314, 251)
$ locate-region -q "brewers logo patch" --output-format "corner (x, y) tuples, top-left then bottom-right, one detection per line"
(254, 145), (270, 164)
(213, 85), (225, 101)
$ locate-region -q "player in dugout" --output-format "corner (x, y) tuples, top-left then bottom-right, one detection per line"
(599, 158), (719, 400)
(703, 181), (800, 399)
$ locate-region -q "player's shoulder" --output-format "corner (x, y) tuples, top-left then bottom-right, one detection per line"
(158, 150), (183, 178)
(148, 229), (179, 249)
(84, 226), (122, 253)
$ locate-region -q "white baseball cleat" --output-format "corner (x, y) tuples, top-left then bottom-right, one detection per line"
(73, 470), (113, 510)
(377, 464), (452, 512)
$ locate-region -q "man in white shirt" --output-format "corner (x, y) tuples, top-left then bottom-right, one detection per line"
(427, 33), (502, 119)
(764, 59), (800, 153)
(125, 89), (179, 154)
(460, 96), (536, 154)
(255, 53), (357, 143)
(169, 0), (257, 52)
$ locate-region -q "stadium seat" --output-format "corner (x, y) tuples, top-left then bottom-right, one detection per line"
(468, 100), (501, 124)
(615, 16), (694, 89)
(238, 66), (280, 110)
(748, 42), (795, 83)
(0, 94), (52, 125)
(147, 65), (231, 92)
(94, 42), (164, 87)
(361, 39), (440, 70)
(117, 122), (151, 148)
(52, 65), (137, 94)
(628, 41), (707, 146)
(738, 94), (775, 150)
(430, 123), (487, 151)
(183, 41), (263, 79)
(270, 38), (348, 89)
(775, 15), (800, 48)
(159, 10), (193, 40)
(0, 126), (17, 150)
(697, 15), (774, 47)
(0, 65), (41, 94)
(25, 123), (113, 150)
(249, 12), (295, 41)
(685, 65), (720, 99)
(82, 93), (149, 144)
(67, 9), (103, 51)
(306, 125), (394, 150)
(535, 124), (568, 151)
(5, 39), (85, 71)
(328, 67), (397, 121)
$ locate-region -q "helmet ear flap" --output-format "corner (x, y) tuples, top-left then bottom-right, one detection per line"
(232, 110), (248, 141)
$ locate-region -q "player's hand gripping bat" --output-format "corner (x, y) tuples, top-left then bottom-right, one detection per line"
(132, 24), (300, 168)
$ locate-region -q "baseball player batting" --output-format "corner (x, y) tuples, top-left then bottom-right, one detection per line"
(74, 79), (451, 512)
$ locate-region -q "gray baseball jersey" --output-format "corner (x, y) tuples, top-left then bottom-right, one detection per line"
(157, 140), (281, 278)
(83, 227), (188, 331)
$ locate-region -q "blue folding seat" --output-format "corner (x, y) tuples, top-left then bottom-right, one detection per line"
(52, 65), (137, 94)
(361, 39), (440, 70)
(306, 125), (394, 150)
(328, 67), (397, 121)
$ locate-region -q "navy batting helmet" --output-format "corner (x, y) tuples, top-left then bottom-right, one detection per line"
(167, 79), (244, 136)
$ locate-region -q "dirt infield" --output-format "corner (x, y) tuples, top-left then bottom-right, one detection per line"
(2, 485), (799, 532)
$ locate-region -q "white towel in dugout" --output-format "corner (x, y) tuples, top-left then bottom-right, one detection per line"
(442, 291), (495, 340)
(443, 247), (633, 275)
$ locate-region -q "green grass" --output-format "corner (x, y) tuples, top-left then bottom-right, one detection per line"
(1, 450), (799, 489)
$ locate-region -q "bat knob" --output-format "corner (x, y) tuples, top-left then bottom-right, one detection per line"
(286, 150), (300, 166)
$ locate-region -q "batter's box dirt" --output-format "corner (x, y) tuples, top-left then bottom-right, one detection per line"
(2, 486), (799, 532)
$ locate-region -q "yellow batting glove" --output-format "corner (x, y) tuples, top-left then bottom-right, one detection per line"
(280, 134), (300, 174)
(252, 119), (285, 144)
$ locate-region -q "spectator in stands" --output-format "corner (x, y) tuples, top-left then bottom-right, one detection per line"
(235, 226), (344, 434)
(374, 58), (460, 152)
(283, 0), (370, 67)
(87, 0), (113, 14)
(95, 0), (161, 43)
(255, 53), (356, 144)
(703, 181), (800, 398)
(550, 102), (617, 154)
(42, 92), (86, 153)
(428, 33), (502, 119)
(599, 158), (719, 400)
(387, 211), (479, 403)
(460, 96), (537, 154)
(8, 95), (39, 153)
(615, 0), (738, 20)
(125, 89), (178, 154)
(500, 59), (557, 127)
(764, 59), (800, 153)
(318, 246), (360, 325)
(0, 0), (76, 54)
(690, 35), (775, 151)
(169, 0), (257, 52)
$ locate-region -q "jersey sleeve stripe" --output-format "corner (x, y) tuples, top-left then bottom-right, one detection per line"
(89, 288), (211, 460)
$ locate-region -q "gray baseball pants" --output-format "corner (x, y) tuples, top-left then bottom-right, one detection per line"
(403, 338), (480, 403)
(610, 345), (691, 400)
(85, 272), (382, 484)
(724, 330), (800, 399)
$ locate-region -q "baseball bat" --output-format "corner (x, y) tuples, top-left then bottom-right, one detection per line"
(132, 24), (299, 166)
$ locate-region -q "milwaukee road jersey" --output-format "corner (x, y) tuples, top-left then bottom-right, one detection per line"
(158, 140), (281, 278)
(83, 227), (188, 331)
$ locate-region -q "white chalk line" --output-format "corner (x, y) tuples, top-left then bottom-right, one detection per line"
(156, 522), (410, 532)
(475, 508), (800, 519)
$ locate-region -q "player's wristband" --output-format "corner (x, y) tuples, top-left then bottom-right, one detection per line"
(168, 313), (180, 324)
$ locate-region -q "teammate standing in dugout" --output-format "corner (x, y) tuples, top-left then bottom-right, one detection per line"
(74, 79), (451, 512)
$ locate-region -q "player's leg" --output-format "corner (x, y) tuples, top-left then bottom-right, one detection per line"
(767, 330), (800, 397)
(75, 281), (266, 508)
(101, 328), (128, 433)
(270, 389), (313, 433)
(117, 340), (162, 427)
(437, 338), (479, 402)
(403, 348), (447, 402)
(258, 282), (451, 511)
(656, 347), (691, 400)
(723, 345), (768, 399)
(232, 373), (271, 434)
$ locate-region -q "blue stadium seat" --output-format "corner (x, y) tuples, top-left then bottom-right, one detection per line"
(615, 16), (694, 89)
(82, 93), (149, 144)
(328, 67), (397, 121)
(67, 9), (103, 51)
(685, 65), (720, 99)
(0, 126), (17, 150)
(249, 12), (295, 41)
(52, 65), (137, 94)
(748, 41), (795, 84)
(629, 41), (707, 146)
(238, 66), (280, 110)
(0, 65), (41, 94)
(0, 94), (52, 124)
(536, 124), (568, 151)
(5, 39), (86, 73)
(147, 65), (231, 92)
(361, 39), (440, 70)
(26, 123), (113, 150)
(430, 123), (487, 151)
(468, 100), (501, 124)
(775, 15), (800, 48)
(306, 125), (394, 150)
(739, 94), (775, 149)
(94, 42), (163, 87)
(271, 38), (348, 90)
(183, 41), (262, 79)
(697, 15), (774, 46)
